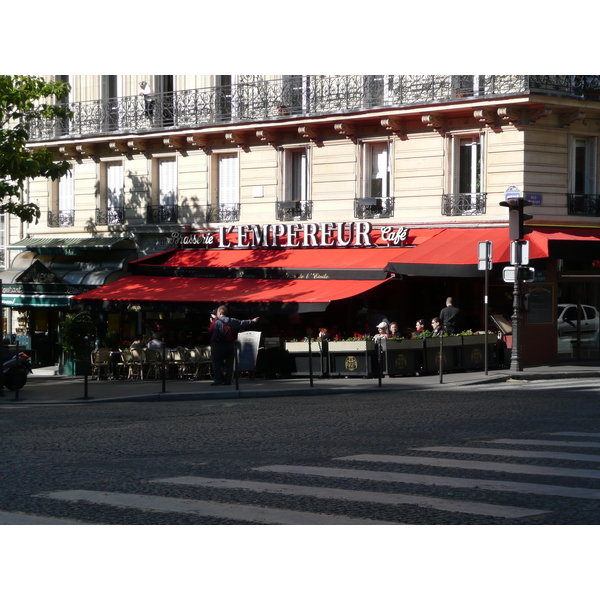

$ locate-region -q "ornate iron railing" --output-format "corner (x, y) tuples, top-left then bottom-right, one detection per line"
(48, 210), (75, 227)
(206, 204), (241, 223)
(29, 76), (600, 142)
(442, 193), (487, 216)
(146, 204), (178, 224)
(567, 193), (600, 217)
(276, 200), (313, 221)
(96, 207), (125, 225)
(354, 197), (395, 219)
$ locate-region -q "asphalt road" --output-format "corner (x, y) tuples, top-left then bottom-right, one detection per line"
(1, 377), (600, 526)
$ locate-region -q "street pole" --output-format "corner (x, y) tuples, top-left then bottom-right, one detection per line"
(484, 259), (489, 376)
(511, 268), (523, 372)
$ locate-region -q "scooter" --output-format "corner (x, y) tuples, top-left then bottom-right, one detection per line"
(2, 351), (33, 391)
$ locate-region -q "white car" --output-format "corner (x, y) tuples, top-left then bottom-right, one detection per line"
(557, 304), (600, 353)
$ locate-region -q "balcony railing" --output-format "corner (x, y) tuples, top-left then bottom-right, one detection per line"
(206, 204), (241, 223)
(567, 193), (600, 217)
(29, 76), (600, 142)
(96, 207), (125, 225)
(442, 193), (487, 216)
(146, 204), (178, 224)
(276, 200), (313, 221)
(354, 197), (394, 219)
(48, 210), (75, 227)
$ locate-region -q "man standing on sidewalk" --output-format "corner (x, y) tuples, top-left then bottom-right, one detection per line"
(209, 306), (260, 386)
(439, 297), (462, 334)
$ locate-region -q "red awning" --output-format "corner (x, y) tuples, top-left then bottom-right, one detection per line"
(71, 275), (391, 313)
(129, 229), (442, 276)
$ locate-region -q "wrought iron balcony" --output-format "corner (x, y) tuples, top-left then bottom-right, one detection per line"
(354, 197), (394, 219)
(206, 204), (241, 223)
(442, 193), (487, 216)
(29, 76), (600, 142)
(567, 193), (600, 217)
(276, 200), (313, 221)
(48, 209), (75, 227)
(146, 204), (178, 224)
(96, 207), (125, 225)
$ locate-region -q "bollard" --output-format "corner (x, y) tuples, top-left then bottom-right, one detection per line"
(234, 341), (239, 391)
(162, 345), (167, 393)
(377, 339), (383, 387)
(308, 338), (314, 388)
(83, 336), (89, 399)
(15, 340), (20, 401)
(439, 333), (444, 384)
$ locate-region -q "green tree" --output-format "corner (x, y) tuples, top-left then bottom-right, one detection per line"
(0, 75), (72, 223)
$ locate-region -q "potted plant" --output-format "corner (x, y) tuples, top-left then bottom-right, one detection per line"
(60, 312), (97, 376)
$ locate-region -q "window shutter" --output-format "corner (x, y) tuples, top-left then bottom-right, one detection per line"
(159, 158), (176, 206)
(586, 137), (597, 194)
(106, 162), (123, 207)
(218, 154), (238, 205)
(58, 170), (74, 211)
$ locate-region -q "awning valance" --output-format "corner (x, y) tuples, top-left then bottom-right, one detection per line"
(71, 275), (392, 313)
(9, 236), (135, 255)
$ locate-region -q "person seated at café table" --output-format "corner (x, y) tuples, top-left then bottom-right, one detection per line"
(389, 322), (402, 338)
(130, 337), (144, 349)
(431, 317), (444, 337)
(411, 319), (427, 338)
(373, 321), (389, 342)
(318, 327), (332, 340)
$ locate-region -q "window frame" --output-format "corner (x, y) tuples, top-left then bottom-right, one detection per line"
(570, 135), (598, 196)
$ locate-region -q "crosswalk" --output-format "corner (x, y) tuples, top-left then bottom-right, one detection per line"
(7, 430), (600, 525)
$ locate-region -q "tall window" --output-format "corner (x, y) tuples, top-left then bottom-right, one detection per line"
(0, 213), (5, 269)
(158, 158), (177, 206)
(53, 169), (74, 227)
(572, 137), (597, 195)
(101, 75), (119, 131)
(284, 148), (308, 202)
(364, 141), (390, 198)
(214, 153), (239, 222)
(99, 161), (125, 225)
(455, 136), (481, 196)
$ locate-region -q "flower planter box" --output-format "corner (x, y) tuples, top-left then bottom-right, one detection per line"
(424, 336), (462, 374)
(328, 340), (376, 377)
(461, 335), (499, 369)
(285, 341), (328, 376)
(385, 339), (424, 376)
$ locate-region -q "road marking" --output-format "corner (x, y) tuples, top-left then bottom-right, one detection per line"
(547, 432), (600, 438)
(409, 446), (600, 463)
(487, 439), (600, 449)
(254, 465), (600, 499)
(38, 490), (395, 525)
(152, 476), (547, 519)
(0, 510), (86, 525)
(336, 454), (600, 478)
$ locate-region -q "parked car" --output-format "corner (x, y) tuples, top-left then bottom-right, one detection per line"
(557, 304), (600, 354)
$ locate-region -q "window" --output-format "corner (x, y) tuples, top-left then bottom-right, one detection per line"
(364, 142), (390, 198)
(355, 141), (394, 218)
(158, 158), (177, 206)
(572, 137), (597, 195)
(278, 147), (311, 220)
(97, 161), (124, 225)
(101, 75), (119, 131)
(442, 135), (486, 216)
(147, 158), (177, 223)
(0, 213), (5, 269)
(49, 169), (75, 227)
(567, 137), (599, 216)
(212, 153), (239, 222)
(282, 75), (312, 114)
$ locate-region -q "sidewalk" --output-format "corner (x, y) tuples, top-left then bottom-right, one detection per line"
(2, 362), (600, 405)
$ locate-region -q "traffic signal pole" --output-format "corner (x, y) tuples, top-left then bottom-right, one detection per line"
(499, 196), (533, 373)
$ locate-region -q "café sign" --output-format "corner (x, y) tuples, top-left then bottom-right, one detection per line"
(171, 221), (409, 249)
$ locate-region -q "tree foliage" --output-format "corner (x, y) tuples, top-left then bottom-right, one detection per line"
(0, 75), (72, 223)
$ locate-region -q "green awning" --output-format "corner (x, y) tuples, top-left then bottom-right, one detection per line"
(9, 237), (135, 255)
(1, 294), (72, 307)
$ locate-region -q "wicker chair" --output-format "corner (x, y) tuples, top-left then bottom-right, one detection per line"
(91, 348), (111, 380)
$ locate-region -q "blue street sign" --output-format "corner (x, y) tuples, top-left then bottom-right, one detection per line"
(525, 193), (543, 205)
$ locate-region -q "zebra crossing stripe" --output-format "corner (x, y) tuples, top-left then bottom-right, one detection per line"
(336, 454), (600, 478)
(254, 465), (600, 499)
(0, 510), (87, 525)
(547, 432), (600, 438)
(38, 490), (395, 525)
(409, 446), (600, 463)
(152, 476), (548, 519)
(488, 439), (600, 449)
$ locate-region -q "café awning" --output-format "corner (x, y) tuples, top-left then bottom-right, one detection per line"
(71, 274), (392, 313)
(9, 236), (135, 255)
